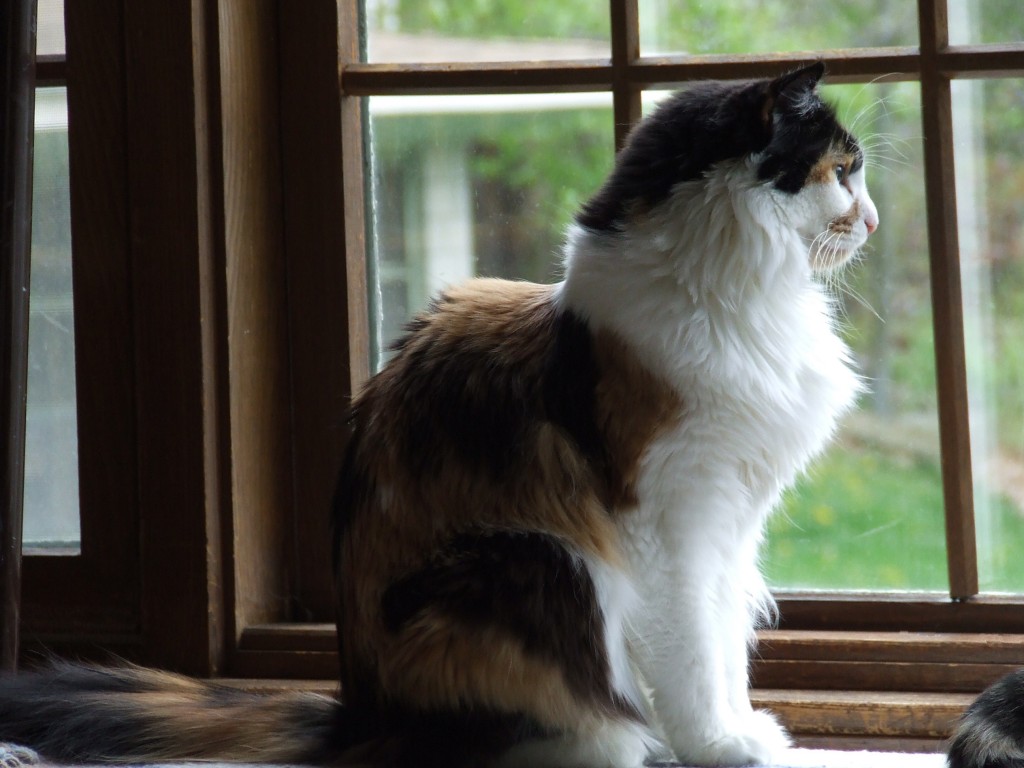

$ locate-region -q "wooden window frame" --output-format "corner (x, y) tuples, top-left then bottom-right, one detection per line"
(18, 0), (1024, 748)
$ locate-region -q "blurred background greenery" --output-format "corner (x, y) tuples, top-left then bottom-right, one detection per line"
(365, 0), (1024, 593)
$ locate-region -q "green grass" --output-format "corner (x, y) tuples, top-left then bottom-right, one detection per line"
(765, 445), (950, 591)
(764, 442), (1024, 592)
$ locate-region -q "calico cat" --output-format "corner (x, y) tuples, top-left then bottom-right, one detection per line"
(2, 62), (883, 767)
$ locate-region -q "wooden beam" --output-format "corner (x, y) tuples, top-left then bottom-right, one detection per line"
(0, 0), (38, 673)
(917, 0), (979, 600)
(609, 0), (641, 150)
(214, 0), (293, 642)
(341, 48), (925, 96)
(122, 0), (228, 674)
(273, 0), (367, 628)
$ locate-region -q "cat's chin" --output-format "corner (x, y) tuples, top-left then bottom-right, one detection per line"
(808, 241), (862, 274)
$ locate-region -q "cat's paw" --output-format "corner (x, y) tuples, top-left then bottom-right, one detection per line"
(672, 710), (791, 767)
(0, 743), (40, 768)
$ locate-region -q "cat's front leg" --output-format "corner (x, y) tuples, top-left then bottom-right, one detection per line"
(721, 539), (775, 719)
(624, 514), (789, 766)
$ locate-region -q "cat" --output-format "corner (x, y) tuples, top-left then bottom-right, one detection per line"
(1, 62), (881, 767)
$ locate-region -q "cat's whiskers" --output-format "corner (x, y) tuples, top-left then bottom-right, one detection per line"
(844, 89), (915, 137)
(859, 135), (915, 172)
(810, 227), (849, 274)
(817, 234), (883, 326)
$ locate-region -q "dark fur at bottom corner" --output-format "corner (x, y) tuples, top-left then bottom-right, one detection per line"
(948, 670), (1024, 768)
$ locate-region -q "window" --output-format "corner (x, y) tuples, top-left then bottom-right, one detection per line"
(19, 0), (1024, 751)
(350, 1), (1024, 606)
(26, 0), (79, 553)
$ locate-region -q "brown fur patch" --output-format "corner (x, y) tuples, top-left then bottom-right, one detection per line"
(829, 200), (861, 233)
(333, 279), (680, 732)
(106, 689), (334, 762)
(807, 148), (857, 187)
(379, 613), (605, 732)
(593, 328), (682, 509)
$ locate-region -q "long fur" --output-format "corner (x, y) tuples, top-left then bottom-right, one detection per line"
(0, 64), (903, 768)
(947, 670), (1024, 768)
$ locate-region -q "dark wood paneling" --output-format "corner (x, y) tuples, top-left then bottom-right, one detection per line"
(34, 54), (64, 84)
(122, 0), (226, 674)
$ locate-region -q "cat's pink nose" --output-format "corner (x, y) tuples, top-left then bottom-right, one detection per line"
(866, 214), (879, 235)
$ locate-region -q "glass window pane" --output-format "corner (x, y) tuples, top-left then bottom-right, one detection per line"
(948, 0), (1024, 45)
(24, 86), (80, 552)
(36, 0), (65, 57)
(953, 78), (1024, 594)
(365, 0), (609, 62)
(757, 84), (945, 590)
(368, 93), (613, 363)
(639, 1), (917, 57)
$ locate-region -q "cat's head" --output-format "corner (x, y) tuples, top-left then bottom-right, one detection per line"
(577, 62), (878, 272)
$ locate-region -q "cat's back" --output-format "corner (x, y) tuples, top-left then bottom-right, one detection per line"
(354, 279), (561, 477)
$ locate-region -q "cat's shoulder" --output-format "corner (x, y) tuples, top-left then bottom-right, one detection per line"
(392, 278), (556, 349)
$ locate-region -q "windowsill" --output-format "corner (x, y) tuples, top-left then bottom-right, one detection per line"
(215, 680), (954, 762)
(2, 750), (946, 768)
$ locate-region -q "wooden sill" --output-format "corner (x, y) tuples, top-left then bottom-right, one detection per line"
(751, 689), (966, 751)
(230, 624), (1024, 693)
(217, 679), (958, 754)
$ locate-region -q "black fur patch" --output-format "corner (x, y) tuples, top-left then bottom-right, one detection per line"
(577, 62), (853, 231)
(755, 65), (860, 193)
(347, 707), (546, 768)
(330, 412), (371, 571)
(381, 529), (637, 719)
(577, 78), (774, 231)
(372, 303), (605, 484)
(396, 320), (541, 480)
(542, 310), (606, 473)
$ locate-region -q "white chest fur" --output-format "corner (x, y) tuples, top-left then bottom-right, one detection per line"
(560, 166), (861, 522)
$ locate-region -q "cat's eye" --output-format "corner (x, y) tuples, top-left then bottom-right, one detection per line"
(834, 164), (847, 183)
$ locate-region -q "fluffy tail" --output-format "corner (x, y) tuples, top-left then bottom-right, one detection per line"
(0, 661), (370, 764)
(947, 669), (1024, 768)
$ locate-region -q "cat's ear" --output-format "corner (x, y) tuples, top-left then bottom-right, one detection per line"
(771, 62), (826, 99)
(761, 62), (826, 125)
